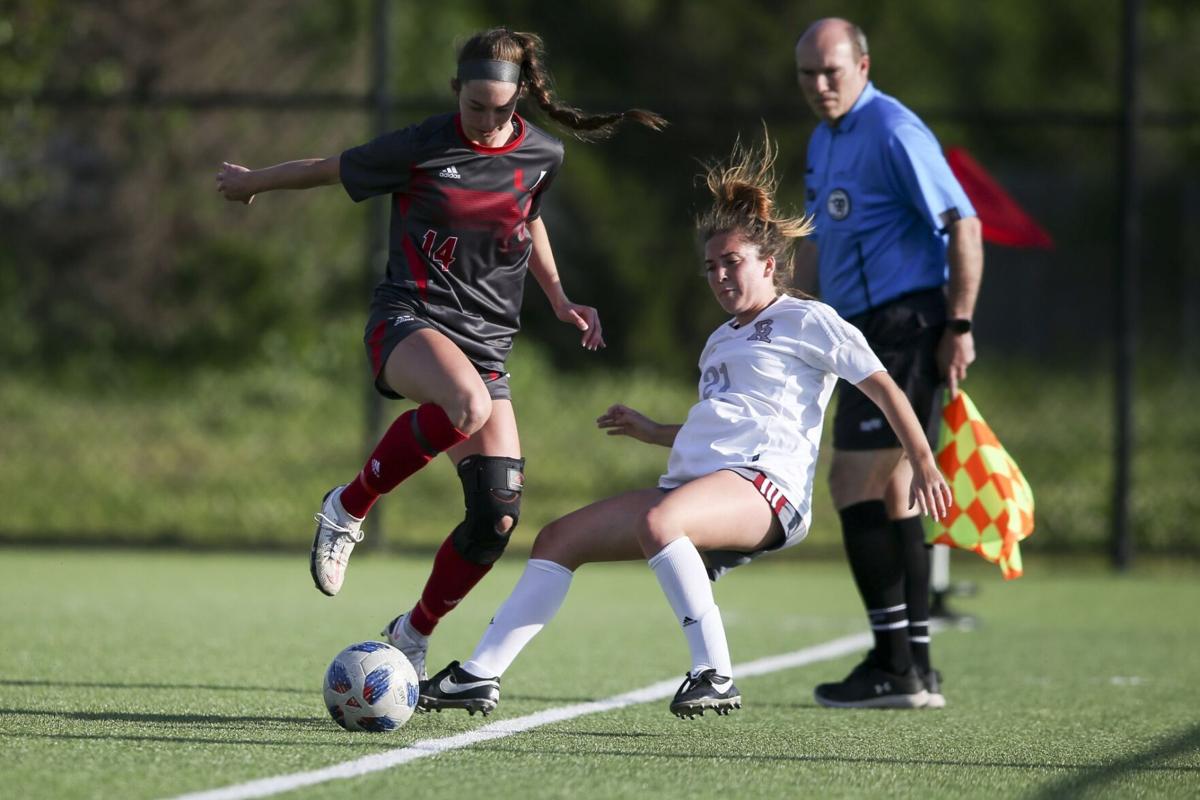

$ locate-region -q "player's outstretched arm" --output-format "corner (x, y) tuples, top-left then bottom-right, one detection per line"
(854, 371), (952, 519)
(596, 404), (679, 447)
(216, 157), (341, 205)
(527, 217), (606, 352)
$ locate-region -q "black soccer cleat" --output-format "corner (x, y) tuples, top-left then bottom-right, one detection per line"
(669, 669), (742, 719)
(813, 655), (929, 709)
(419, 661), (501, 716)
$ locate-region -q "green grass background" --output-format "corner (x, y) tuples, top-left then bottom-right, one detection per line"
(2, 331), (1198, 554)
(1, 548), (1197, 799)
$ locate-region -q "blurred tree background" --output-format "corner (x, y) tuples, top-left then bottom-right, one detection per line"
(1, 0), (1197, 560)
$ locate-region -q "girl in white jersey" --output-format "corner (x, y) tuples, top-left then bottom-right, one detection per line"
(420, 133), (951, 718)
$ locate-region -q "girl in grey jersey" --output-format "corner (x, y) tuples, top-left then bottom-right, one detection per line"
(216, 28), (664, 681)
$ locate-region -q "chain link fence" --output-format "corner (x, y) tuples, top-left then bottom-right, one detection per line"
(2, 2), (1197, 563)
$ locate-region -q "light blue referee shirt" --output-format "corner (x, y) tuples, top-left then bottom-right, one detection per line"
(805, 82), (975, 318)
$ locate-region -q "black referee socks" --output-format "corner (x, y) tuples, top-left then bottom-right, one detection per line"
(838, 500), (913, 675)
(894, 515), (933, 673)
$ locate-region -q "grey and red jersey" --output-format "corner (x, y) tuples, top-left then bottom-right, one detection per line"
(340, 112), (564, 372)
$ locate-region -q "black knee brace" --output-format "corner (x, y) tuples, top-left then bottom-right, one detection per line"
(450, 455), (525, 565)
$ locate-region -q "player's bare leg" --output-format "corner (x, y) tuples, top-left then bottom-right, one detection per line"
(380, 329), (495, 431)
(424, 471), (779, 716)
(632, 471), (780, 718)
(828, 448), (903, 509)
(386, 393), (523, 681)
(420, 487), (655, 714)
(312, 329), (481, 597)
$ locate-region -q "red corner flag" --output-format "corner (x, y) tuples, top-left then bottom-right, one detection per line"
(946, 147), (1054, 250)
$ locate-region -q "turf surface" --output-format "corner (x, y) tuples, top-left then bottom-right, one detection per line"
(1, 548), (1197, 799)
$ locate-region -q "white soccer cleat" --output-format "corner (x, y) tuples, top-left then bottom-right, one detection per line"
(380, 613), (429, 681)
(310, 486), (364, 597)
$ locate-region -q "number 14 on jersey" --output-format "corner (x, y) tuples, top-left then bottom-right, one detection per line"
(421, 230), (459, 271)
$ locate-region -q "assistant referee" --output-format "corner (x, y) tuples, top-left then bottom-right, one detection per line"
(793, 17), (984, 709)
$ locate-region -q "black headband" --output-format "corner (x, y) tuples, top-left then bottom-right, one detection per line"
(456, 59), (522, 84)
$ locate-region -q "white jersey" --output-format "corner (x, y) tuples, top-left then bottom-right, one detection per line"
(660, 295), (885, 534)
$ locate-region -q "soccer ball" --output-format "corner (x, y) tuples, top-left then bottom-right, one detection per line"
(323, 641), (420, 732)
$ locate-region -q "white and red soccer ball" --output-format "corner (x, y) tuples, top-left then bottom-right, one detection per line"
(323, 641), (419, 732)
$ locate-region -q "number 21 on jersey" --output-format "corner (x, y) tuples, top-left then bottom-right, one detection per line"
(421, 230), (459, 271)
(701, 362), (731, 399)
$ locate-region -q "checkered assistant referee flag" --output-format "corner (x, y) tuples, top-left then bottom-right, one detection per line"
(924, 389), (1035, 580)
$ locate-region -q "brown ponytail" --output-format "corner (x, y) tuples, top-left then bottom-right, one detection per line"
(696, 128), (815, 296)
(457, 28), (667, 140)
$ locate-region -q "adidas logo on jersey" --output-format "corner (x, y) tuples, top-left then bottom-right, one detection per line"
(438, 165), (462, 180)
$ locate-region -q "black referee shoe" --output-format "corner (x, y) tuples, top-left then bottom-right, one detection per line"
(669, 669), (742, 719)
(419, 661), (500, 716)
(814, 659), (929, 709)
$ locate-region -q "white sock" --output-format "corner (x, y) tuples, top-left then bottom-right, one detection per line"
(692, 606), (731, 682)
(648, 537), (733, 678)
(462, 558), (573, 678)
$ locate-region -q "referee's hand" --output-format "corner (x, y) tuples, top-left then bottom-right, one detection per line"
(938, 329), (975, 397)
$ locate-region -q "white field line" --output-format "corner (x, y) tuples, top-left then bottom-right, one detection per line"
(168, 631), (872, 800)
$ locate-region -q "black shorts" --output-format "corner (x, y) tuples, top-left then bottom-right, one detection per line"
(832, 288), (946, 450)
(363, 299), (512, 402)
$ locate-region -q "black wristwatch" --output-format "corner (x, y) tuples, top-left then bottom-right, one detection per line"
(946, 318), (973, 334)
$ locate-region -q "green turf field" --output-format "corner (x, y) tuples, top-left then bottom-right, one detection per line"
(1, 548), (1197, 799)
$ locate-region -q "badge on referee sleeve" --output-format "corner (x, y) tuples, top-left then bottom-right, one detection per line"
(923, 387), (1036, 580)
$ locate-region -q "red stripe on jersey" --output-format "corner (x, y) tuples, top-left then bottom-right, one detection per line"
(440, 185), (527, 237)
(410, 168), (533, 245)
(401, 232), (430, 300)
(367, 320), (388, 373)
(394, 190), (430, 296)
(513, 168), (523, 191)
(455, 113), (528, 156)
(753, 473), (766, 490)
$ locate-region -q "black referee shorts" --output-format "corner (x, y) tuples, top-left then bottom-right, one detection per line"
(832, 288), (946, 451)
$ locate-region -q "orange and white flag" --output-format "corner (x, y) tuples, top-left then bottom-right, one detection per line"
(924, 389), (1035, 579)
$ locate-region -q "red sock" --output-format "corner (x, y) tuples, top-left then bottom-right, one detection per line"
(408, 536), (493, 636)
(339, 403), (466, 519)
